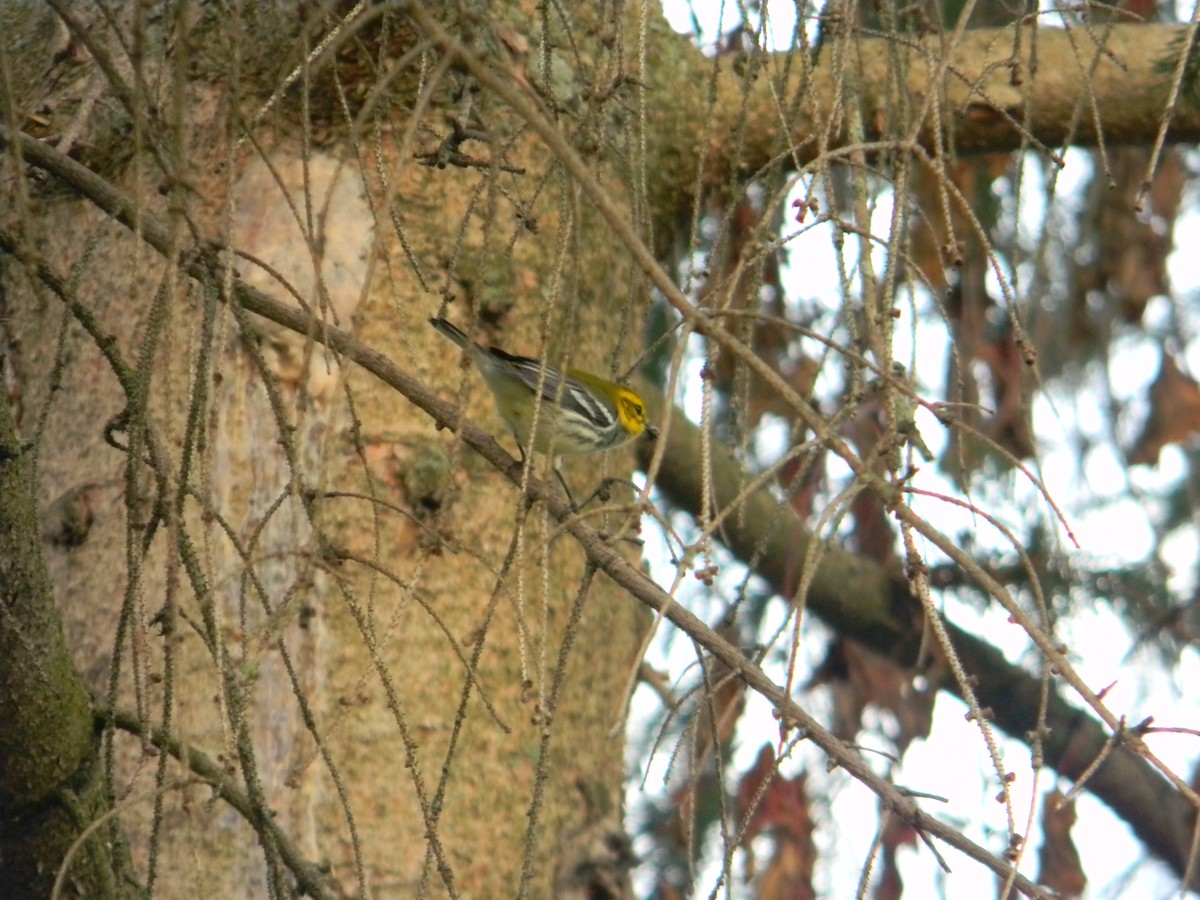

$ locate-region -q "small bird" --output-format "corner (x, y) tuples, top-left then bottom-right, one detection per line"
(429, 317), (657, 506)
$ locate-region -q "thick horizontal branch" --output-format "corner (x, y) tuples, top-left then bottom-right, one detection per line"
(837, 24), (1200, 153)
(642, 21), (1200, 205)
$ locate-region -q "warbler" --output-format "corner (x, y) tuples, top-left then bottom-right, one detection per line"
(429, 317), (657, 504)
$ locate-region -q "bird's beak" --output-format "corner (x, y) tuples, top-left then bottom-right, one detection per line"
(645, 424), (660, 440)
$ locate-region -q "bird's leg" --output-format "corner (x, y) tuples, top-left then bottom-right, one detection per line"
(510, 445), (540, 511)
(553, 462), (580, 512)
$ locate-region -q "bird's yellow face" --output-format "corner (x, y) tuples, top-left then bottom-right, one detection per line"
(614, 388), (650, 438)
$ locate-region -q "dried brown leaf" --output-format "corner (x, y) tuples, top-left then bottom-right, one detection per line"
(1036, 791), (1086, 898)
(736, 746), (816, 900)
(1129, 352), (1200, 466)
(809, 641), (935, 752)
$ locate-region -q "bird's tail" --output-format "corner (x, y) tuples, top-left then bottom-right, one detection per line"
(429, 316), (473, 349)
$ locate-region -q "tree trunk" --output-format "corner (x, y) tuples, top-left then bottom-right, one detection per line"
(4, 3), (649, 896)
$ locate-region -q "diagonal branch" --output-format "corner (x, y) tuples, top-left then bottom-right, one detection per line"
(104, 711), (334, 900)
